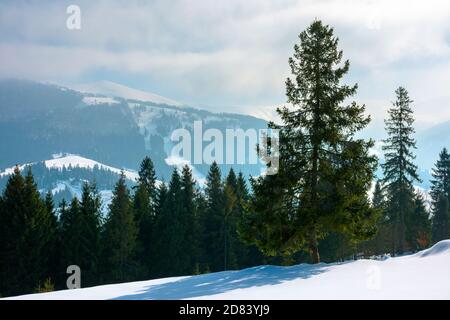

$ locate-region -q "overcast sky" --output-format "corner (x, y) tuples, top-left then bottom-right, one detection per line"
(1, 0), (450, 132)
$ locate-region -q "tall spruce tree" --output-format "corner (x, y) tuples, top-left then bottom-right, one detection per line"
(382, 87), (420, 254)
(430, 148), (450, 202)
(102, 172), (138, 283)
(180, 165), (198, 274)
(430, 148), (450, 243)
(79, 182), (102, 285)
(0, 167), (26, 295)
(152, 169), (185, 276)
(432, 194), (449, 243)
(203, 162), (226, 271)
(133, 157), (157, 278)
(235, 172), (265, 268)
(407, 192), (431, 251)
(59, 197), (82, 269)
(242, 20), (377, 263)
(43, 191), (58, 287)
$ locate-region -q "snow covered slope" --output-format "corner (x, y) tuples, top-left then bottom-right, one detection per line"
(0, 154), (139, 182)
(73, 80), (182, 107)
(6, 240), (450, 300)
(44, 154), (139, 181)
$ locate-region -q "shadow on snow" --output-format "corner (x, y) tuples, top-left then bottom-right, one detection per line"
(112, 263), (331, 300)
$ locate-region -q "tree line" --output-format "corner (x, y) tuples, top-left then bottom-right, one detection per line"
(0, 20), (449, 297)
(0, 158), (268, 297)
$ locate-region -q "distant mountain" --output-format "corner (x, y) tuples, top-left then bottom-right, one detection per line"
(0, 79), (268, 180)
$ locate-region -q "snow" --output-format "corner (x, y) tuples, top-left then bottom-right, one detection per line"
(165, 155), (206, 186)
(5, 240), (450, 300)
(82, 96), (120, 106)
(73, 81), (182, 107)
(44, 154), (139, 182)
(0, 154), (139, 182)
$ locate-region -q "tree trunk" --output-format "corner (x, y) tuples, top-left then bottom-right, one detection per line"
(309, 228), (320, 264)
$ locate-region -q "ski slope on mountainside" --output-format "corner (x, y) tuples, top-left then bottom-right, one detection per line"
(6, 240), (450, 300)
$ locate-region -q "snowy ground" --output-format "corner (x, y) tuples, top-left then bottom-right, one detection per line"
(5, 240), (450, 300)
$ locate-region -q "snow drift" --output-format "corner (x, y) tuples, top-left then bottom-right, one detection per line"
(5, 240), (450, 300)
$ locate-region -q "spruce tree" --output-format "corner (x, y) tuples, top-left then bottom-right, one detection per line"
(203, 162), (226, 271)
(242, 20), (377, 263)
(432, 194), (449, 243)
(59, 197), (82, 275)
(102, 172), (138, 283)
(235, 172), (265, 268)
(79, 182), (101, 285)
(133, 157), (157, 278)
(430, 148), (450, 203)
(407, 192), (431, 251)
(180, 165), (198, 274)
(43, 191), (58, 287)
(149, 179), (168, 277)
(430, 148), (450, 243)
(0, 168), (56, 295)
(358, 180), (389, 256)
(382, 87), (420, 254)
(152, 169), (184, 276)
(0, 167), (26, 295)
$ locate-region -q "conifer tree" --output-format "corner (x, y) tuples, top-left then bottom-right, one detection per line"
(59, 197), (82, 274)
(382, 87), (420, 254)
(102, 173), (138, 282)
(203, 162), (226, 271)
(242, 20), (377, 263)
(430, 148), (450, 243)
(363, 180), (390, 255)
(235, 172), (265, 267)
(430, 148), (450, 203)
(0, 167), (26, 295)
(180, 165), (198, 274)
(43, 191), (58, 286)
(0, 168), (56, 295)
(79, 182), (102, 285)
(407, 192), (431, 251)
(133, 157), (157, 278)
(432, 194), (449, 243)
(152, 169), (185, 276)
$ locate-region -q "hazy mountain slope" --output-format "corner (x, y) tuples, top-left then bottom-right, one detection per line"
(0, 79), (268, 179)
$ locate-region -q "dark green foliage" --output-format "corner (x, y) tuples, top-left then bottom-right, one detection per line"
(430, 148), (450, 243)
(382, 87), (421, 254)
(0, 168), (56, 296)
(406, 192), (431, 251)
(152, 169), (187, 276)
(241, 20), (377, 263)
(58, 182), (102, 287)
(180, 165), (199, 273)
(202, 162), (226, 271)
(133, 157), (157, 278)
(432, 194), (449, 243)
(101, 173), (138, 283)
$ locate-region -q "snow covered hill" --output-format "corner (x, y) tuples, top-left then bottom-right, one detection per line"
(6, 240), (450, 300)
(0, 154), (139, 181)
(72, 80), (182, 107)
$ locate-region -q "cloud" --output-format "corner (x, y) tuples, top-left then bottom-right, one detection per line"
(1, 0), (450, 127)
